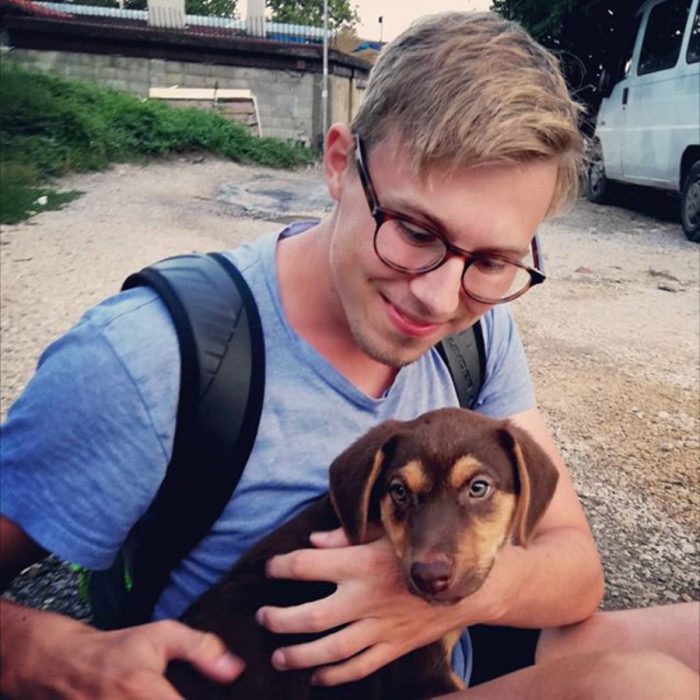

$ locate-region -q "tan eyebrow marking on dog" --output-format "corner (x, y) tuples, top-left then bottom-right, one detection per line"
(399, 460), (430, 493)
(449, 456), (484, 490)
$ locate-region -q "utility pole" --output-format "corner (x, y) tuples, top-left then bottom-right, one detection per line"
(378, 15), (383, 42)
(322, 0), (329, 150)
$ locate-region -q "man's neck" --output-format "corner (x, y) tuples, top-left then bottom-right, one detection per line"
(276, 223), (398, 398)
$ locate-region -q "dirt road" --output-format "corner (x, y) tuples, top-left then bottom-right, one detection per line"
(1, 156), (698, 614)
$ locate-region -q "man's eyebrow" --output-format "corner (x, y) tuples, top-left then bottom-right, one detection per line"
(389, 197), (530, 258)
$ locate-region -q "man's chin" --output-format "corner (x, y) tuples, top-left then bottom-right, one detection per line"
(353, 330), (433, 368)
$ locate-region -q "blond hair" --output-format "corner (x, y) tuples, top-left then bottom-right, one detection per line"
(351, 12), (584, 214)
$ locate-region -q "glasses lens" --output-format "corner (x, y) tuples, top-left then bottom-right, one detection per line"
(375, 218), (446, 272)
(463, 258), (533, 302)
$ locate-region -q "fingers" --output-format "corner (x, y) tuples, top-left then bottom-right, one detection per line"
(309, 528), (351, 549)
(0, 604), (244, 700)
(257, 588), (354, 635)
(312, 643), (392, 686)
(154, 620), (245, 683)
(266, 542), (380, 582)
(265, 547), (344, 581)
(257, 538), (415, 685)
(259, 539), (405, 636)
(269, 618), (378, 672)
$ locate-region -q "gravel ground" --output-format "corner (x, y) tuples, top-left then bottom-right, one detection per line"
(1, 155), (698, 620)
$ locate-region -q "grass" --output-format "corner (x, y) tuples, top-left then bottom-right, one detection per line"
(0, 162), (82, 224)
(0, 61), (316, 225)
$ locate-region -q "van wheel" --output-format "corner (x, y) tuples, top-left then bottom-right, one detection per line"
(585, 152), (609, 204)
(681, 162), (700, 242)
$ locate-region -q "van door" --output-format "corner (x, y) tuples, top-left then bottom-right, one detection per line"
(622, 0), (695, 188)
(595, 13), (644, 180)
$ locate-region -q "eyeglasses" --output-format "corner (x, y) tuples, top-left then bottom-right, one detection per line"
(354, 135), (546, 304)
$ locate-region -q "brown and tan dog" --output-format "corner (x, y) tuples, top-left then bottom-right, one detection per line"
(167, 407), (559, 699)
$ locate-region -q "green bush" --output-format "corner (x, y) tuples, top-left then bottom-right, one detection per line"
(0, 62), (316, 224)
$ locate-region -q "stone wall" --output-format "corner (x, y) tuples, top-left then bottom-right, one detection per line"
(11, 48), (327, 144)
(3, 18), (371, 146)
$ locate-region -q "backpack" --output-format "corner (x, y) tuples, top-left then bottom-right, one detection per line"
(82, 251), (486, 629)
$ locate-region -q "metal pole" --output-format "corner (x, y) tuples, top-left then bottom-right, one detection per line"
(322, 0), (329, 150)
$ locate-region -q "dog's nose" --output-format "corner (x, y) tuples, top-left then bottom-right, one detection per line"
(410, 560), (452, 595)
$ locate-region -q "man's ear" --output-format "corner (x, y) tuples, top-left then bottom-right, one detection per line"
(499, 424), (559, 546)
(323, 123), (355, 202)
(329, 421), (403, 545)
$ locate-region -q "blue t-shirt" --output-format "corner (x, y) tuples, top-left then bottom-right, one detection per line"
(0, 224), (535, 683)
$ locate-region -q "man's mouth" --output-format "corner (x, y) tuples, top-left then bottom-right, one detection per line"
(383, 297), (442, 338)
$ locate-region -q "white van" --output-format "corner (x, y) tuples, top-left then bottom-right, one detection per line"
(586, 0), (700, 241)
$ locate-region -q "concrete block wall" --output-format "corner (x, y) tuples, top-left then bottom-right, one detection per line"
(10, 48), (321, 144)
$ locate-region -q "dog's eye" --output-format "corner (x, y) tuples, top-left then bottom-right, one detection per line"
(389, 481), (409, 505)
(468, 478), (492, 499)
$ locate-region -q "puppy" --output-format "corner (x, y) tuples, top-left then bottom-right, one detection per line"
(167, 407), (559, 699)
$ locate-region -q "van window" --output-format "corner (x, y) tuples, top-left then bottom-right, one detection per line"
(638, 0), (691, 74)
(622, 13), (644, 77)
(687, 6), (700, 63)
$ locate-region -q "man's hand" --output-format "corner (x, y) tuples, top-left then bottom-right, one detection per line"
(255, 514), (601, 686)
(0, 599), (244, 699)
(255, 529), (472, 686)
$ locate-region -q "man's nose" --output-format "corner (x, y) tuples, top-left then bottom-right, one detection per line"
(408, 256), (464, 318)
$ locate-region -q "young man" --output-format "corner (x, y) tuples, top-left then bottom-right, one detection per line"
(1, 11), (698, 699)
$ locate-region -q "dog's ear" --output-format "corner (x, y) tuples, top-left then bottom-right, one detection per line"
(499, 424), (559, 546)
(329, 420), (403, 545)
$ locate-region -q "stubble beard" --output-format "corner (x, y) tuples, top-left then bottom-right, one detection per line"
(348, 317), (429, 369)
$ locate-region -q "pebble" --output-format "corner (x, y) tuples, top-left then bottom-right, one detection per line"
(648, 268), (680, 282)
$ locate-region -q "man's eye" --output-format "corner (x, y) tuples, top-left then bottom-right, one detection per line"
(395, 221), (437, 247)
(473, 257), (508, 274)
(468, 478), (493, 499)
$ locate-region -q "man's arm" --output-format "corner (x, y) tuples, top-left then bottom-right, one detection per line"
(255, 407), (604, 685)
(0, 516), (244, 699)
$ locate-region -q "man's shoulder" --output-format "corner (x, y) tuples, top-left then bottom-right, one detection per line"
(480, 304), (518, 357)
(223, 229), (278, 278)
(32, 285), (182, 422)
(471, 304), (534, 419)
(77, 286), (179, 365)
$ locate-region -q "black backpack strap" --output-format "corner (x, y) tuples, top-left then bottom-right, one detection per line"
(437, 321), (486, 409)
(119, 252), (265, 625)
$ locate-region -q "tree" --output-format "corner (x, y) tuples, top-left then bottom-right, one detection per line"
(268, 0), (359, 30)
(491, 0), (644, 129)
(183, 0), (236, 17)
